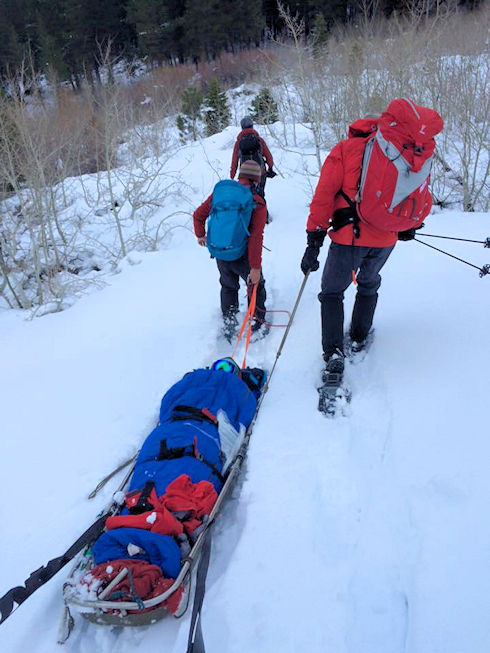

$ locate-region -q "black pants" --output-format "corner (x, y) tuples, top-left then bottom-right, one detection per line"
(319, 242), (395, 359)
(258, 173), (266, 199)
(216, 254), (267, 322)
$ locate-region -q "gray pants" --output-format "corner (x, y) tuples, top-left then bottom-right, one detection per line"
(216, 254), (267, 322)
(319, 242), (395, 359)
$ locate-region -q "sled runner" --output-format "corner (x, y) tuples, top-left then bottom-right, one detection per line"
(59, 362), (266, 639)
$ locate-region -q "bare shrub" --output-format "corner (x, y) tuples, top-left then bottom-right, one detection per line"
(0, 49), (193, 310)
(264, 2), (488, 209)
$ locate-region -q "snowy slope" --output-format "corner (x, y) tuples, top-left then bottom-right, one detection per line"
(1, 126), (489, 653)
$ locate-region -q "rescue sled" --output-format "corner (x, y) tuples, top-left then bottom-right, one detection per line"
(60, 360), (266, 638)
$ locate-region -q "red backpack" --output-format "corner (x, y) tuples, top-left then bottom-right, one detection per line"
(355, 98), (444, 232)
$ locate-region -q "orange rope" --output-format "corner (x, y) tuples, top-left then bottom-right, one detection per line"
(231, 284), (257, 369)
(241, 285), (256, 369)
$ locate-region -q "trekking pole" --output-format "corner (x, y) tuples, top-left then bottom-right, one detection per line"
(413, 238), (490, 278)
(254, 272), (311, 415)
(87, 454), (138, 499)
(184, 275), (309, 650)
(415, 233), (490, 247)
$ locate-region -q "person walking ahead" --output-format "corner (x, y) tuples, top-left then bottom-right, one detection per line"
(230, 116), (275, 200)
(300, 99), (443, 377)
(194, 160), (268, 342)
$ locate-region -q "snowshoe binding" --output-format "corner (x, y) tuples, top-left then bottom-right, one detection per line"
(221, 313), (239, 344)
(317, 351), (352, 417)
(250, 317), (270, 342)
(345, 329), (375, 364)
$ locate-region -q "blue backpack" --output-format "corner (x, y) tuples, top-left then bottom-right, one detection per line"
(207, 180), (255, 261)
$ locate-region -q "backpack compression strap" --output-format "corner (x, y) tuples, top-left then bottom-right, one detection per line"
(331, 190), (360, 238)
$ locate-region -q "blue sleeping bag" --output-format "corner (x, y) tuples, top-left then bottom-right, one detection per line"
(93, 528), (181, 579)
(92, 367), (260, 577)
(130, 368), (257, 494)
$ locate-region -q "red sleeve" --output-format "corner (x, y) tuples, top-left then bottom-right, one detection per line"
(247, 195), (267, 269)
(230, 140), (239, 178)
(260, 138), (274, 168)
(193, 194), (213, 238)
(306, 143), (344, 232)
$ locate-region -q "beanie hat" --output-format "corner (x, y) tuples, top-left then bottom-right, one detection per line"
(238, 160), (262, 181)
(240, 116), (254, 129)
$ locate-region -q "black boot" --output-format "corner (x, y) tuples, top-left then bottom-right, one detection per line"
(324, 349), (345, 374)
(222, 310), (239, 343)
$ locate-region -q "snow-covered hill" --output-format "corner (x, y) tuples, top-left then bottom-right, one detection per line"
(1, 123), (489, 653)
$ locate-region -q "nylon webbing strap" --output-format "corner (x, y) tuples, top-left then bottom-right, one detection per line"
(0, 512), (109, 625)
(231, 282), (257, 368)
(241, 284), (257, 369)
(186, 531), (212, 653)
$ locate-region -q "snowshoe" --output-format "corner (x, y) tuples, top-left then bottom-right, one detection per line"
(317, 370), (352, 417)
(317, 351), (351, 417)
(221, 314), (239, 344)
(345, 329), (375, 364)
(250, 319), (270, 342)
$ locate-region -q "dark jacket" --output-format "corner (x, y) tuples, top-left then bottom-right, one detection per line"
(230, 128), (274, 179)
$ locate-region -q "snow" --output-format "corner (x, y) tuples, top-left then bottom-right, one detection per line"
(1, 119), (489, 653)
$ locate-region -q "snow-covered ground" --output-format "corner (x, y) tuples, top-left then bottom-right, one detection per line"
(1, 122), (489, 653)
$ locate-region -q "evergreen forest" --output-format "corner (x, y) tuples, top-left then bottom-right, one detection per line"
(0, 0), (484, 84)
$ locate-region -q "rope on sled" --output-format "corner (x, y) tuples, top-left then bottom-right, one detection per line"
(231, 282), (257, 369)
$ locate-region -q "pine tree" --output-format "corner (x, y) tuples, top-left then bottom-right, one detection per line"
(249, 88), (278, 125)
(127, 0), (172, 65)
(0, 0), (36, 76)
(176, 114), (186, 144)
(317, 0), (350, 28)
(0, 22), (23, 76)
(310, 12), (328, 57)
(36, 6), (69, 80)
(64, 0), (132, 81)
(176, 85), (203, 142)
(203, 79), (230, 137)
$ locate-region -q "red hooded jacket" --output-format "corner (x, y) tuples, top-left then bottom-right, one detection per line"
(193, 179), (267, 269)
(230, 128), (274, 178)
(307, 117), (403, 248)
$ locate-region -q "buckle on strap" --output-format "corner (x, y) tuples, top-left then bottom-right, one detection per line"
(170, 405), (218, 426)
(157, 438), (224, 484)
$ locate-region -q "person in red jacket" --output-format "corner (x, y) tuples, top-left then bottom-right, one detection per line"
(194, 160), (268, 342)
(230, 116), (276, 200)
(300, 115), (421, 374)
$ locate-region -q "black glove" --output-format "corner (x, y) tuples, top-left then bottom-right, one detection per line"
(266, 168), (277, 178)
(301, 230), (327, 274)
(398, 228), (417, 241)
(306, 229), (327, 248)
